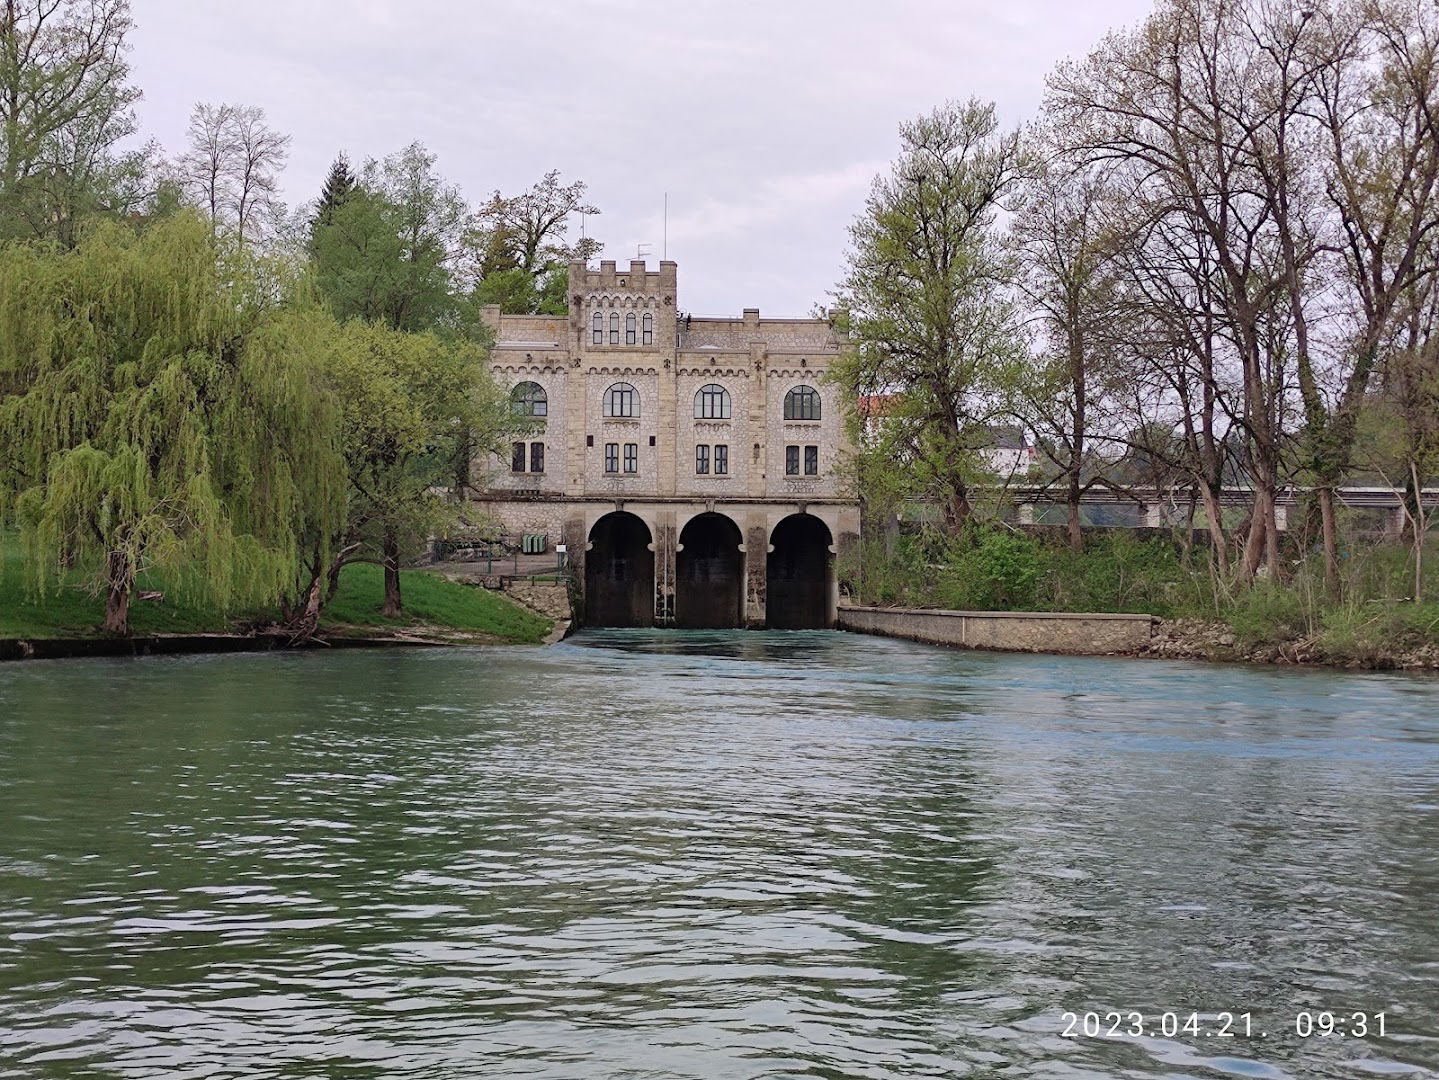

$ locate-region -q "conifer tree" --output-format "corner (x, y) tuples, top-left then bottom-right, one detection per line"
(309, 152), (356, 245)
(0, 214), (346, 634)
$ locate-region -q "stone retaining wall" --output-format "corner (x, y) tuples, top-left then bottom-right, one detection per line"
(504, 580), (573, 624)
(839, 605), (1156, 656)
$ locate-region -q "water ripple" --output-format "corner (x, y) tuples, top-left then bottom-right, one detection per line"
(1, 631), (1437, 1078)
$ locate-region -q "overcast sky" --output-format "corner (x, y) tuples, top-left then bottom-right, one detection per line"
(128, 0), (1153, 317)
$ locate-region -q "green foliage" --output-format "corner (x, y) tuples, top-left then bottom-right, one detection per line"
(938, 527), (1045, 611)
(310, 143), (471, 336)
(849, 515), (1439, 664)
(473, 267), (539, 314)
(0, 214), (347, 632)
(835, 98), (1026, 527)
(323, 318), (505, 555)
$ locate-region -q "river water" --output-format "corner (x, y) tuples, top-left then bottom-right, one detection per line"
(1, 631), (1437, 1079)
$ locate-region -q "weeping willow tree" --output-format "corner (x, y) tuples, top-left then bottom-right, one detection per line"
(0, 214), (346, 633)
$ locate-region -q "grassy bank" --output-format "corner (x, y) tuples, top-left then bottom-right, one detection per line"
(320, 563), (551, 643)
(0, 535), (551, 645)
(843, 526), (1439, 668)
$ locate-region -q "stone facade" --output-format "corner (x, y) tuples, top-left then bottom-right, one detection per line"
(473, 260), (860, 628)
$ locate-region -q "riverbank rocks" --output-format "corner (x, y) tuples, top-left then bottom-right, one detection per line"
(1142, 619), (1241, 661)
(1143, 618), (1439, 671)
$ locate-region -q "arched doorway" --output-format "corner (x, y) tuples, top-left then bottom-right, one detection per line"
(767, 515), (834, 629)
(585, 512), (654, 627)
(676, 513), (744, 629)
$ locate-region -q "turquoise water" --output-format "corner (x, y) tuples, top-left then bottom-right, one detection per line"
(1, 631), (1437, 1078)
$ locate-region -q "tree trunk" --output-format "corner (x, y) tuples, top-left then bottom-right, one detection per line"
(1240, 493), (1266, 581)
(1403, 463), (1422, 545)
(326, 555), (345, 605)
(1066, 467), (1083, 552)
(1318, 485), (1341, 599)
(103, 549), (134, 635)
(292, 572), (324, 641)
(381, 531), (403, 618)
(1199, 484), (1230, 577)
(943, 479), (971, 535)
(1412, 460), (1425, 604)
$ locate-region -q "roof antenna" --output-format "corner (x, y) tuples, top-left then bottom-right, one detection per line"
(663, 192), (668, 261)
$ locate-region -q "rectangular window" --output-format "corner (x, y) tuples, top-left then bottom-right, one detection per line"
(785, 445), (799, 475)
(696, 444), (709, 474)
(804, 445), (818, 475)
(604, 442), (618, 473)
(623, 443), (638, 474)
(530, 441), (544, 474)
(714, 444), (728, 475)
(511, 441), (526, 473)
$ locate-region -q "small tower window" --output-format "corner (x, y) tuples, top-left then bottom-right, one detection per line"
(625, 312), (636, 344)
(591, 312), (603, 344)
(642, 312), (654, 345)
(609, 312), (620, 344)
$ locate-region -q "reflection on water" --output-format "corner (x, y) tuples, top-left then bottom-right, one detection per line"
(0, 631), (1437, 1078)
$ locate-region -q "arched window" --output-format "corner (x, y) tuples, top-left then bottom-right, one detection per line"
(642, 312), (654, 345)
(784, 384), (821, 421)
(625, 312), (637, 344)
(509, 381), (547, 417)
(604, 382), (639, 418)
(609, 312), (620, 344)
(694, 383), (731, 420)
(591, 312), (603, 344)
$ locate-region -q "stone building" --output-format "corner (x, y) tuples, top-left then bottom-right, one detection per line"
(474, 259), (859, 629)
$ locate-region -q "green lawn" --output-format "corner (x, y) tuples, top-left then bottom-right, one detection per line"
(322, 562), (552, 643)
(0, 535), (551, 644)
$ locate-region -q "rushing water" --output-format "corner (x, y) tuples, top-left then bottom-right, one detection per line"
(1, 631), (1438, 1079)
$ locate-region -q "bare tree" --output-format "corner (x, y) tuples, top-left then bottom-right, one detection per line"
(1047, 0), (1327, 580)
(1296, 0), (1439, 594)
(1013, 154), (1124, 550)
(176, 101), (290, 244)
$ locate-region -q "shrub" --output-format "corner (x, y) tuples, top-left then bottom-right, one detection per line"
(938, 527), (1046, 611)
